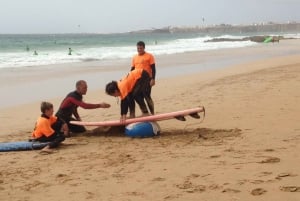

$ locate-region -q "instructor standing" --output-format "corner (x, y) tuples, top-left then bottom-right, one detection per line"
(130, 41), (155, 114)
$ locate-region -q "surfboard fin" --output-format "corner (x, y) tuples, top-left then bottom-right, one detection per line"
(175, 115), (186, 121)
(189, 112), (200, 119)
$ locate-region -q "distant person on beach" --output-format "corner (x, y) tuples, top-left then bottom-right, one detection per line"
(32, 101), (69, 153)
(130, 41), (156, 114)
(105, 69), (152, 122)
(56, 80), (110, 133)
(33, 50), (38, 55)
(68, 47), (72, 55)
(272, 36), (280, 43)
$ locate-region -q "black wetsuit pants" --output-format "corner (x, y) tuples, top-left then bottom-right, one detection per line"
(128, 70), (154, 115)
(35, 121), (65, 148)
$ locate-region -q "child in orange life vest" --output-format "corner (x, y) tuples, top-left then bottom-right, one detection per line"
(32, 101), (69, 152)
(105, 69), (152, 122)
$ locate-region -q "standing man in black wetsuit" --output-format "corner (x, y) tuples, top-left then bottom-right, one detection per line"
(56, 80), (110, 133)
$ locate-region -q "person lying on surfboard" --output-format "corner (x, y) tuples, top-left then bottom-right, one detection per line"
(32, 101), (69, 153)
(105, 69), (152, 122)
(56, 80), (110, 134)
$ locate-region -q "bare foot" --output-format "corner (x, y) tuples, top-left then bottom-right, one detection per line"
(39, 145), (55, 155)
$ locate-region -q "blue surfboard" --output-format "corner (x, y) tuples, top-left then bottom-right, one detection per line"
(0, 141), (50, 152)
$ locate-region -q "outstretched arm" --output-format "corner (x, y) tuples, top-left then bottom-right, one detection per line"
(66, 97), (109, 109)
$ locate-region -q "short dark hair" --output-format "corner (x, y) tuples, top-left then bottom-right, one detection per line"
(40, 101), (53, 113)
(105, 81), (118, 95)
(137, 41), (145, 48)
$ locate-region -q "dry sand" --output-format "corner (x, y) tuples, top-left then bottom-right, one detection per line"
(0, 40), (300, 201)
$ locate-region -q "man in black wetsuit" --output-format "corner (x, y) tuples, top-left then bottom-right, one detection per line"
(56, 80), (110, 133)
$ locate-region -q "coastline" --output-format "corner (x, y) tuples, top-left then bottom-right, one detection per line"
(1, 39), (300, 201)
(1, 39), (300, 108)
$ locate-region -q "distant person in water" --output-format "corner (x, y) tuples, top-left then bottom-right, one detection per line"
(33, 50), (38, 55)
(56, 80), (110, 134)
(68, 47), (72, 55)
(26, 45), (30, 52)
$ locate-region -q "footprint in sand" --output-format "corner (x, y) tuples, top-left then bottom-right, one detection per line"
(264, 148), (274, 152)
(176, 181), (193, 189)
(209, 155), (221, 158)
(152, 177), (166, 181)
(280, 186), (300, 192)
(85, 191), (95, 199)
(222, 188), (241, 193)
(164, 194), (181, 200)
(176, 180), (206, 193)
(187, 173), (200, 179)
(125, 191), (145, 196)
(251, 188), (267, 195)
(276, 172), (297, 180)
(259, 156), (280, 163)
(257, 171), (273, 177)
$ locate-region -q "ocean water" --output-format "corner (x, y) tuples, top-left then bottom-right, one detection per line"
(0, 32), (261, 69)
(1, 31), (300, 108)
(1, 32), (300, 69)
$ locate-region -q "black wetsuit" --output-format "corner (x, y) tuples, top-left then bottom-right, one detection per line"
(131, 64), (155, 114)
(122, 70), (152, 116)
(56, 91), (88, 133)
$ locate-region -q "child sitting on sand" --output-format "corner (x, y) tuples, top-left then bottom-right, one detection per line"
(32, 101), (69, 153)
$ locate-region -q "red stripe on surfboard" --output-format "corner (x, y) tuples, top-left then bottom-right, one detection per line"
(70, 106), (204, 126)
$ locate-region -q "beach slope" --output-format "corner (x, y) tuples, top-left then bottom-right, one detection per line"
(0, 41), (300, 201)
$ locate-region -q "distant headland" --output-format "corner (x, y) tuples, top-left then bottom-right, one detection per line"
(128, 22), (300, 43)
(129, 22), (300, 35)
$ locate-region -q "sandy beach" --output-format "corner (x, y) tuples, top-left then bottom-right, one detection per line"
(1, 40), (300, 201)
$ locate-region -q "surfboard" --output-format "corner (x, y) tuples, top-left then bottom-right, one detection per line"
(70, 106), (205, 127)
(263, 36), (273, 43)
(0, 141), (50, 152)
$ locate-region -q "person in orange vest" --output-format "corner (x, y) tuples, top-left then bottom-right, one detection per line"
(105, 69), (152, 122)
(130, 41), (155, 114)
(32, 101), (69, 153)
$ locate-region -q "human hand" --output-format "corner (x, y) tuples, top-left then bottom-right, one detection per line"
(150, 79), (155, 86)
(100, 102), (110, 108)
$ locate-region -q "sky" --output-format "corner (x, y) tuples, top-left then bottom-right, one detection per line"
(0, 0), (299, 34)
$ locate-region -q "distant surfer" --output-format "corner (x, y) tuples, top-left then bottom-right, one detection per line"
(26, 45), (30, 52)
(105, 69), (152, 122)
(56, 80), (110, 134)
(68, 47), (72, 55)
(130, 41), (155, 115)
(33, 50), (38, 55)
